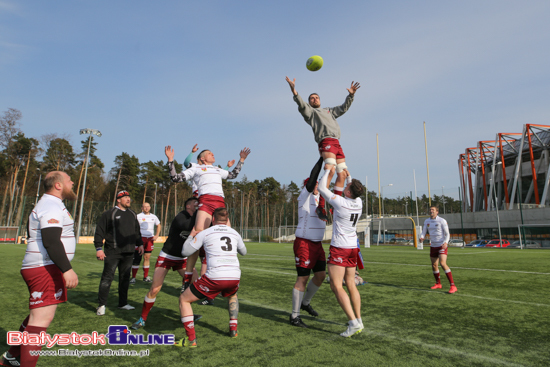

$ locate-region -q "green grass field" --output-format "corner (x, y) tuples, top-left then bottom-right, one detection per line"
(1, 243), (549, 367)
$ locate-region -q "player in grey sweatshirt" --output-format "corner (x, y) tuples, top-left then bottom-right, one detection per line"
(285, 76), (360, 199)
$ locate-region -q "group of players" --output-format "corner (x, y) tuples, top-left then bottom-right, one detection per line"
(2, 77), (458, 366)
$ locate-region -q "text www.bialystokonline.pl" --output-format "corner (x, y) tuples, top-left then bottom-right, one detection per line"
(29, 349), (150, 358)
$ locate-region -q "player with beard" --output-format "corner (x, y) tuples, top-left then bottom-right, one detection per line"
(1, 171), (78, 367)
(95, 191), (143, 315)
(131, 197), (202, 330)
(285, 76), (360, 217)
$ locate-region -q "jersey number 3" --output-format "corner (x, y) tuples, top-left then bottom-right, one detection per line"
(350, 213), (359, 226)
(220, 236), (232, 251)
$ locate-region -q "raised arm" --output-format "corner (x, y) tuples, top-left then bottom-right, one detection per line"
(285, 76), (298, 96)
(166, 145), (192, 183)
(331, 81), (360, 118)
(305, 157), (324, 193)
(227, 148), (251, 179)
(318, 166), (336, 201)
(183, 144), (198, 169)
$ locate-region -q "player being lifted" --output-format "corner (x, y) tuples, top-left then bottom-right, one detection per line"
(131, 197), (202, 330)
(290, 157), (328, 328)
(176, 207), (247, 347)
(318, 166), (364, 337)
(419, 206), (457, 294)
(180, 143), (237, 288)
(165, 145), (251, 289)
(183, 143), (236, 198)
(285, 76), (360, 216)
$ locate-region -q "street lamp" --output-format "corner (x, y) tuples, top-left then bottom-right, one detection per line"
(381, 183), (393, 243)
(76, 128), (102, 244)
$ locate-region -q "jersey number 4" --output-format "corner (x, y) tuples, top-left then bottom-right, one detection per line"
(350, 213), (359, 226)
(220, 236), (232, 251)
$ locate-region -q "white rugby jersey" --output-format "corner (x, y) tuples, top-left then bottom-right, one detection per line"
(420, 216), (450, 247)
(318, 170), (363, 249)
(295, 187), (326, 242)
(189, 225), (245, 280)
(22, 194), (76, 269)
(137, 212), (160, 237)
(180, 164), (229, 198)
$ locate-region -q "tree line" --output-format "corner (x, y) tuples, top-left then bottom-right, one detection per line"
(0, 108), (461, 239)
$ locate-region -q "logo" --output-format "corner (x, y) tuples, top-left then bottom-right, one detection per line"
(333, 257), (343, 263)
(142, 218), (146, 221)
(331, 195), (337, 200)
(107, 325), (174, 345)
(427, 224), (430, 227)
(435, 224), (439, 227)
(157, 260), (164, 264)
(199, 285), (210, 293)
(201, 168), (207, 172)
(54, 289), (63, 300)
(116, 216), (121, 220)
(325, 145), (331, 150)
(31, 291), (43, 300)
(304, 259), (311, 266)
(47, 218), (59, 224)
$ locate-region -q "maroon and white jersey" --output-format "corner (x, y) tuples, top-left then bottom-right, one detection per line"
(295, 187), (326, 242)
(421, 216), (450, 247)
(179, 164), (229, 198)
(22, 194), (75, 270)
(137, 212), (160, 237)
(189, 224), (245, 280)
(318, 170), (362, 249)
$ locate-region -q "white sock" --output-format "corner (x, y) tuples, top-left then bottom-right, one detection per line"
(357, 317), (363, 326)
(349, 318), (360, 327)
(302, 280), (320, 306)
(291, 288), (304, 318)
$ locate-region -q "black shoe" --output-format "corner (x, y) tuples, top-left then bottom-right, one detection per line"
(289, 315), (308, 328)
(1, 352), (20, 367)
(200, 298), (214, 306)
(315, 207), (328, 222)
(229, 329), (238, 338)
(301, 303), (319, 317)
(193, 314), (202, 322)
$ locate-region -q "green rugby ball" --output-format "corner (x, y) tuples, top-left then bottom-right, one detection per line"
(306, 55), (323, 71)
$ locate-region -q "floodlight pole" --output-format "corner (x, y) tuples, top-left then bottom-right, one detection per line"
(76, 128), (102, 244)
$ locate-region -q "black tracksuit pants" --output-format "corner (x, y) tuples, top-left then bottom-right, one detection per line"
(98, 252), (133, 307)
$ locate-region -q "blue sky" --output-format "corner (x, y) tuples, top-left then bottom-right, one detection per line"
(1, 1), (549, 200)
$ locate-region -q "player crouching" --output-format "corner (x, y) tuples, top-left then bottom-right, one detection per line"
(176, 207), (247, 347)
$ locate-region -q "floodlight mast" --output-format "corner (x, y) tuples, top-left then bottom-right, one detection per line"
(76, 129), (101, 244)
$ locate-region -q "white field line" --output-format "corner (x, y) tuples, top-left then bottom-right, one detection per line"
(247, 253), (550, 275)
(240, 267), (550, 307)
(364, 261), (550, 275)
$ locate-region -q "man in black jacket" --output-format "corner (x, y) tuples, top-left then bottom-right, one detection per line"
(95, 190), (143, 315)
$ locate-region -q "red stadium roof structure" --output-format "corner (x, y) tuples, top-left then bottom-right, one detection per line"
(459, 124), (550, 212)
